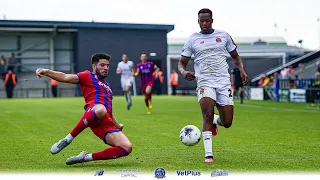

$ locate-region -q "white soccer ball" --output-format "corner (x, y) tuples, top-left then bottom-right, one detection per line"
(179, 125), (201, 146)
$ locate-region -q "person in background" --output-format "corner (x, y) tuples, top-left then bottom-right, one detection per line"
(274, 72), (280, 102)
(4, 70), (17, 98)
(288, 65), (295, 79)
(258, 74), (265, 87)
(153, 67), (164, 95)
(51, 78), (58, 98)
(288, 76), (297, 88)
(312, 72), (320, 88)
(170, 69), (179, 95)
(8, 53), (16, 71)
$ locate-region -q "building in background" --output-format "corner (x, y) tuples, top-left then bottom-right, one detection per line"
(0, 20), (174, 98)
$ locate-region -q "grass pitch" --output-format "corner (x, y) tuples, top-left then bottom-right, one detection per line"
(0, 96), (319, 173)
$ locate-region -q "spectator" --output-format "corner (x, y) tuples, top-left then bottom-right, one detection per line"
(152, 67), (164, 95)
(258, 74), (266, 87)
(4, 70), (17, 98)
(268, 75), (274, 88)
(317, 61), (320, 73)
(8, 52), (16, 71)
(262, 76), (270, 88)
(51, 78), (58, 98)
(0, 55), (6, 74)
(312, 72), (320, 88)
(288, 77), (297, 88)
(274, 72), (280, 102)
(280, 67), (289, 79)
(288, 65), (295, 79)
(170, 69), (179, 95)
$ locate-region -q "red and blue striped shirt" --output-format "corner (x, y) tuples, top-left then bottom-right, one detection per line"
(136, 61), (155, 86)
(77, 70), (113, 114)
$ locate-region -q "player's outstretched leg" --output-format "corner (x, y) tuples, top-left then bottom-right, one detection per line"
(66, 131), (132, 165)
(50, 105), (106, 154)
(199, 97), (215, 163)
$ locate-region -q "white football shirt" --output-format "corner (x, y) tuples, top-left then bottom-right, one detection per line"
(117, 61), (134, 81)
(181, 30), (237, 88)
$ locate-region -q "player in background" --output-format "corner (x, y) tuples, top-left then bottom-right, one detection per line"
(178, 8), (248, 163)
(36, 53), (132, 165)
(116, 53), (134, 110)
(231, 67), (244, 104)
(135, 52), (158, 114)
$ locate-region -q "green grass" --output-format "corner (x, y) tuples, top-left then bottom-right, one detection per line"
(0, 96), (319, 173)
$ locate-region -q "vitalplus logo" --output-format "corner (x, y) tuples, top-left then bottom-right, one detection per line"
(176, 170), (201, 176)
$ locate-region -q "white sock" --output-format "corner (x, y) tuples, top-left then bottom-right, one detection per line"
(213, 114), (221, 126)
(84, 153), (93, 162)
(202, 131), (213, 158)
(65, 134), (74, 143)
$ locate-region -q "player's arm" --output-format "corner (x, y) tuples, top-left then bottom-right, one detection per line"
(131, 63), (135, 76)
(179, 36), (195, 81)
(116, 63), (122, 75)
(134, 65), (140, 76)
(111, 114), (124, 131)
(178, 56), (195, 81)
(36, 68), (79, 84)
(230, 51), (248, 85)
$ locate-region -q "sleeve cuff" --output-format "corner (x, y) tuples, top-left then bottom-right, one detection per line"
(76, 74), (80, 84)
(181, 55), (191, 58)
(228, 46), (237, 53)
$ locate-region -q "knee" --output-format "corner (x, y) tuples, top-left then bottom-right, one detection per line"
(223, 118), (233, 128)
(94, 105), (107, 119)
(120, 142), (132, 155)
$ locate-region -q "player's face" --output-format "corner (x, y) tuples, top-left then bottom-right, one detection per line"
(140, 54), (147, 63)
(198, 13), (213, 33)
(122, 54), (128, 62)
(93, 59), (110, 78)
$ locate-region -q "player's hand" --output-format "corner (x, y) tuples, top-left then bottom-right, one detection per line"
(118, 123), (124, 131)
(240, 70), (248, 85)
(36, 68), (47, 79)
(182, 71), (195, 81)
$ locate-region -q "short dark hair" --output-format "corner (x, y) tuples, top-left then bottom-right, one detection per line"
(198, 8), (212, 18)
(91, 53), (111, 64)
(122, 53), (128, 56)
(141, 52), (148, 56)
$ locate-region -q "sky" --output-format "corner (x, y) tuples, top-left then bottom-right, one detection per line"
(0, 0), (319, 50)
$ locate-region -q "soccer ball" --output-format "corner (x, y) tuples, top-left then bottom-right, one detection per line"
(179, 125), (201, 146)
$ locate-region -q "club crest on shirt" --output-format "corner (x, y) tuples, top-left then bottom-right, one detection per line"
(98, 81), (112, 94)
(216, 37), (222, 43)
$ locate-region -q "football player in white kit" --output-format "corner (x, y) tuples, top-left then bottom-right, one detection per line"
(116, 53), (135, 110)
(178, 8), (248, 163)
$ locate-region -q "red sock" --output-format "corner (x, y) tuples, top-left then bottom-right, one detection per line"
(92, 146), (129, 160)
(70, 110), (100, 137)
(144, 95), (149, 108)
